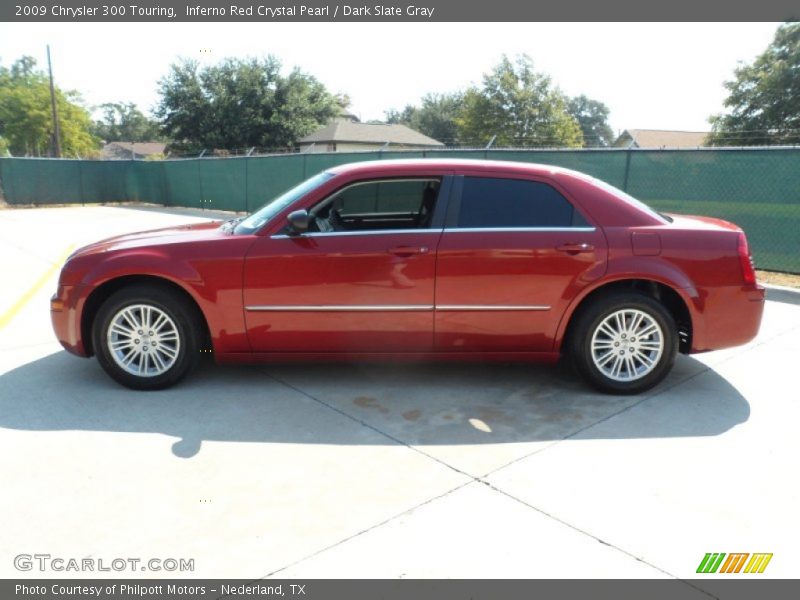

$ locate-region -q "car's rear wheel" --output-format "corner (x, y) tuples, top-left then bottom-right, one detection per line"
(92, 285), (201, 390)
(570, 292), (678, 394)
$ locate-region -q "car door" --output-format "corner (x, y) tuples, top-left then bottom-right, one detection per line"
(434, 173), (607, 352)
(243, 176), (451, 353)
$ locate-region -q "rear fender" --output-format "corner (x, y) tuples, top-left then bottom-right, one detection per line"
(553, 257), (701, 353)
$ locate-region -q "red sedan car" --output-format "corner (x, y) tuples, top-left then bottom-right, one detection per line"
(51, 159), (764, 394)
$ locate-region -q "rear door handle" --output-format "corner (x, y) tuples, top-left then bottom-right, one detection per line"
(556, 243), (595, 254)
(389, 246), (429, 257)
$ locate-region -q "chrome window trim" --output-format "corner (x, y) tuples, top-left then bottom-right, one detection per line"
(329, 177), (442, 188)
(271, 229), (440, 239)
(270, 226), (595, 239)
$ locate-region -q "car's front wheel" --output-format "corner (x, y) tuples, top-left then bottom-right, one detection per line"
(570, 292), (678, 394)
(92, 285), (201, 390)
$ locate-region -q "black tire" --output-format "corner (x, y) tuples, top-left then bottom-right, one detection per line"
(569, 292), (678, 395)
(92, 284), (202, 390)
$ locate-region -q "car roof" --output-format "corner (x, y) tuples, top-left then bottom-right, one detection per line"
(324, 158), (667, 227)
(326, 158), (575, 178)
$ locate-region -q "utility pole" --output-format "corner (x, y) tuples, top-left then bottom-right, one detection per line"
(46, 45), (62, 158)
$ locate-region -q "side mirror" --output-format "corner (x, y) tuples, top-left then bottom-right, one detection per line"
(286, 209), (310, 235)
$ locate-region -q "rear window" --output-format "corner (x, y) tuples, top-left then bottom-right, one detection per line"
(586, 176), (669, 223)
(457, 177), (588, 229)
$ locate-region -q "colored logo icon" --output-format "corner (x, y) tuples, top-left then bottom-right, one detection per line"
(697, 553), (773, 574)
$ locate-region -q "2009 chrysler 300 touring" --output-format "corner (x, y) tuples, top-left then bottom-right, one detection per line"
(51, 159), (765, 393)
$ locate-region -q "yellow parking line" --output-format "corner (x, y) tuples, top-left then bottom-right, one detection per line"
(0, 245), (75, 330)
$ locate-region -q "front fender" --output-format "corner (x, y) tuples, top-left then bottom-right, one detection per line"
(81, 249), (203, 290)
(76, 248), (250, 355)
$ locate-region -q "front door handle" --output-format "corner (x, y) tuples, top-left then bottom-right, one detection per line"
(388, 246), (429, 257)
(556, 242), (595, 254)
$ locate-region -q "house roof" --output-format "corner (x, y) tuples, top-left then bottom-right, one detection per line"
(298, 121), (444, 147)
(102, 141), (166, 159)
(616, 129), (710, 149)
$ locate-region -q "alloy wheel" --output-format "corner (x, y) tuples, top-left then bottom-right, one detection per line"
(106, 304), (181, 377)
(590, 308), (664, 382)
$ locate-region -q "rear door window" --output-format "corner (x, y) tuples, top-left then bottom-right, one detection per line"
(456, 177), (588, 228)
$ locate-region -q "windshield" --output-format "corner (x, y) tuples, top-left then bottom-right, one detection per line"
(234, 172), (334, 234)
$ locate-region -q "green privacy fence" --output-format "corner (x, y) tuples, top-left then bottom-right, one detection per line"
(0, 148), (798, 272)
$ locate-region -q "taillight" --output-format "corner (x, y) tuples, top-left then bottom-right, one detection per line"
(737, 232), (756, 286)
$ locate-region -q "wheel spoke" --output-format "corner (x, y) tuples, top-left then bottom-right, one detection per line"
(110, 339), (131, 351)
(157, 344), (177, 359)
(151, 313), (168, 333)
(596, 350), (616, 366)
(625, 355), (636, 378)
(151, 349), (166, 372)
(638, 339), (661, 348)
(121, 348), (138, 367)
(598, 323), (617, 338)
(611, 356), (624, 378)
(593, 340), (616, 348)
(139, 353), (148, 374)
(638, 323), (659, 338)
(614, 312), (625, 335)
(121, 310), (140, 332)
(629, 312), (644, 336)
(110, 323), (133, 337)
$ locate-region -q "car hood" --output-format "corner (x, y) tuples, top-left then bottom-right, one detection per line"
(70, 221), (226, 259)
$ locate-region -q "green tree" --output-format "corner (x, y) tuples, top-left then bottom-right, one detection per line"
(457, 55), (582, 148)
(155, 57), (339, 152)
(0, 56), (99, 157)
(386, 93), (464, 145)
(92, 102), (162, 142)
(567, 95), (615, 147)
(709, 22), (800, 145)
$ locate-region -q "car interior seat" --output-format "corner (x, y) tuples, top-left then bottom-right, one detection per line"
(416, 184), (439, 228)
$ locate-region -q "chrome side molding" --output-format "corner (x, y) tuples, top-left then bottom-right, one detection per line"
(246, 304), (551, 312)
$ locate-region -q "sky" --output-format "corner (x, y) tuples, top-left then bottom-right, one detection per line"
(0, 22), (781, 138)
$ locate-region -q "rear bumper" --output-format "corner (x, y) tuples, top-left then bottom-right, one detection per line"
(50, 285), (89, 357)
(690, 284), (765, 353)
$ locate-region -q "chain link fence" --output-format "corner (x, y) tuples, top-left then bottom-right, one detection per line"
(0, 148), (798, 273)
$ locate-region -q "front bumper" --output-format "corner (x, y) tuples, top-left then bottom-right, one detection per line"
(50, 285), (89, 357)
